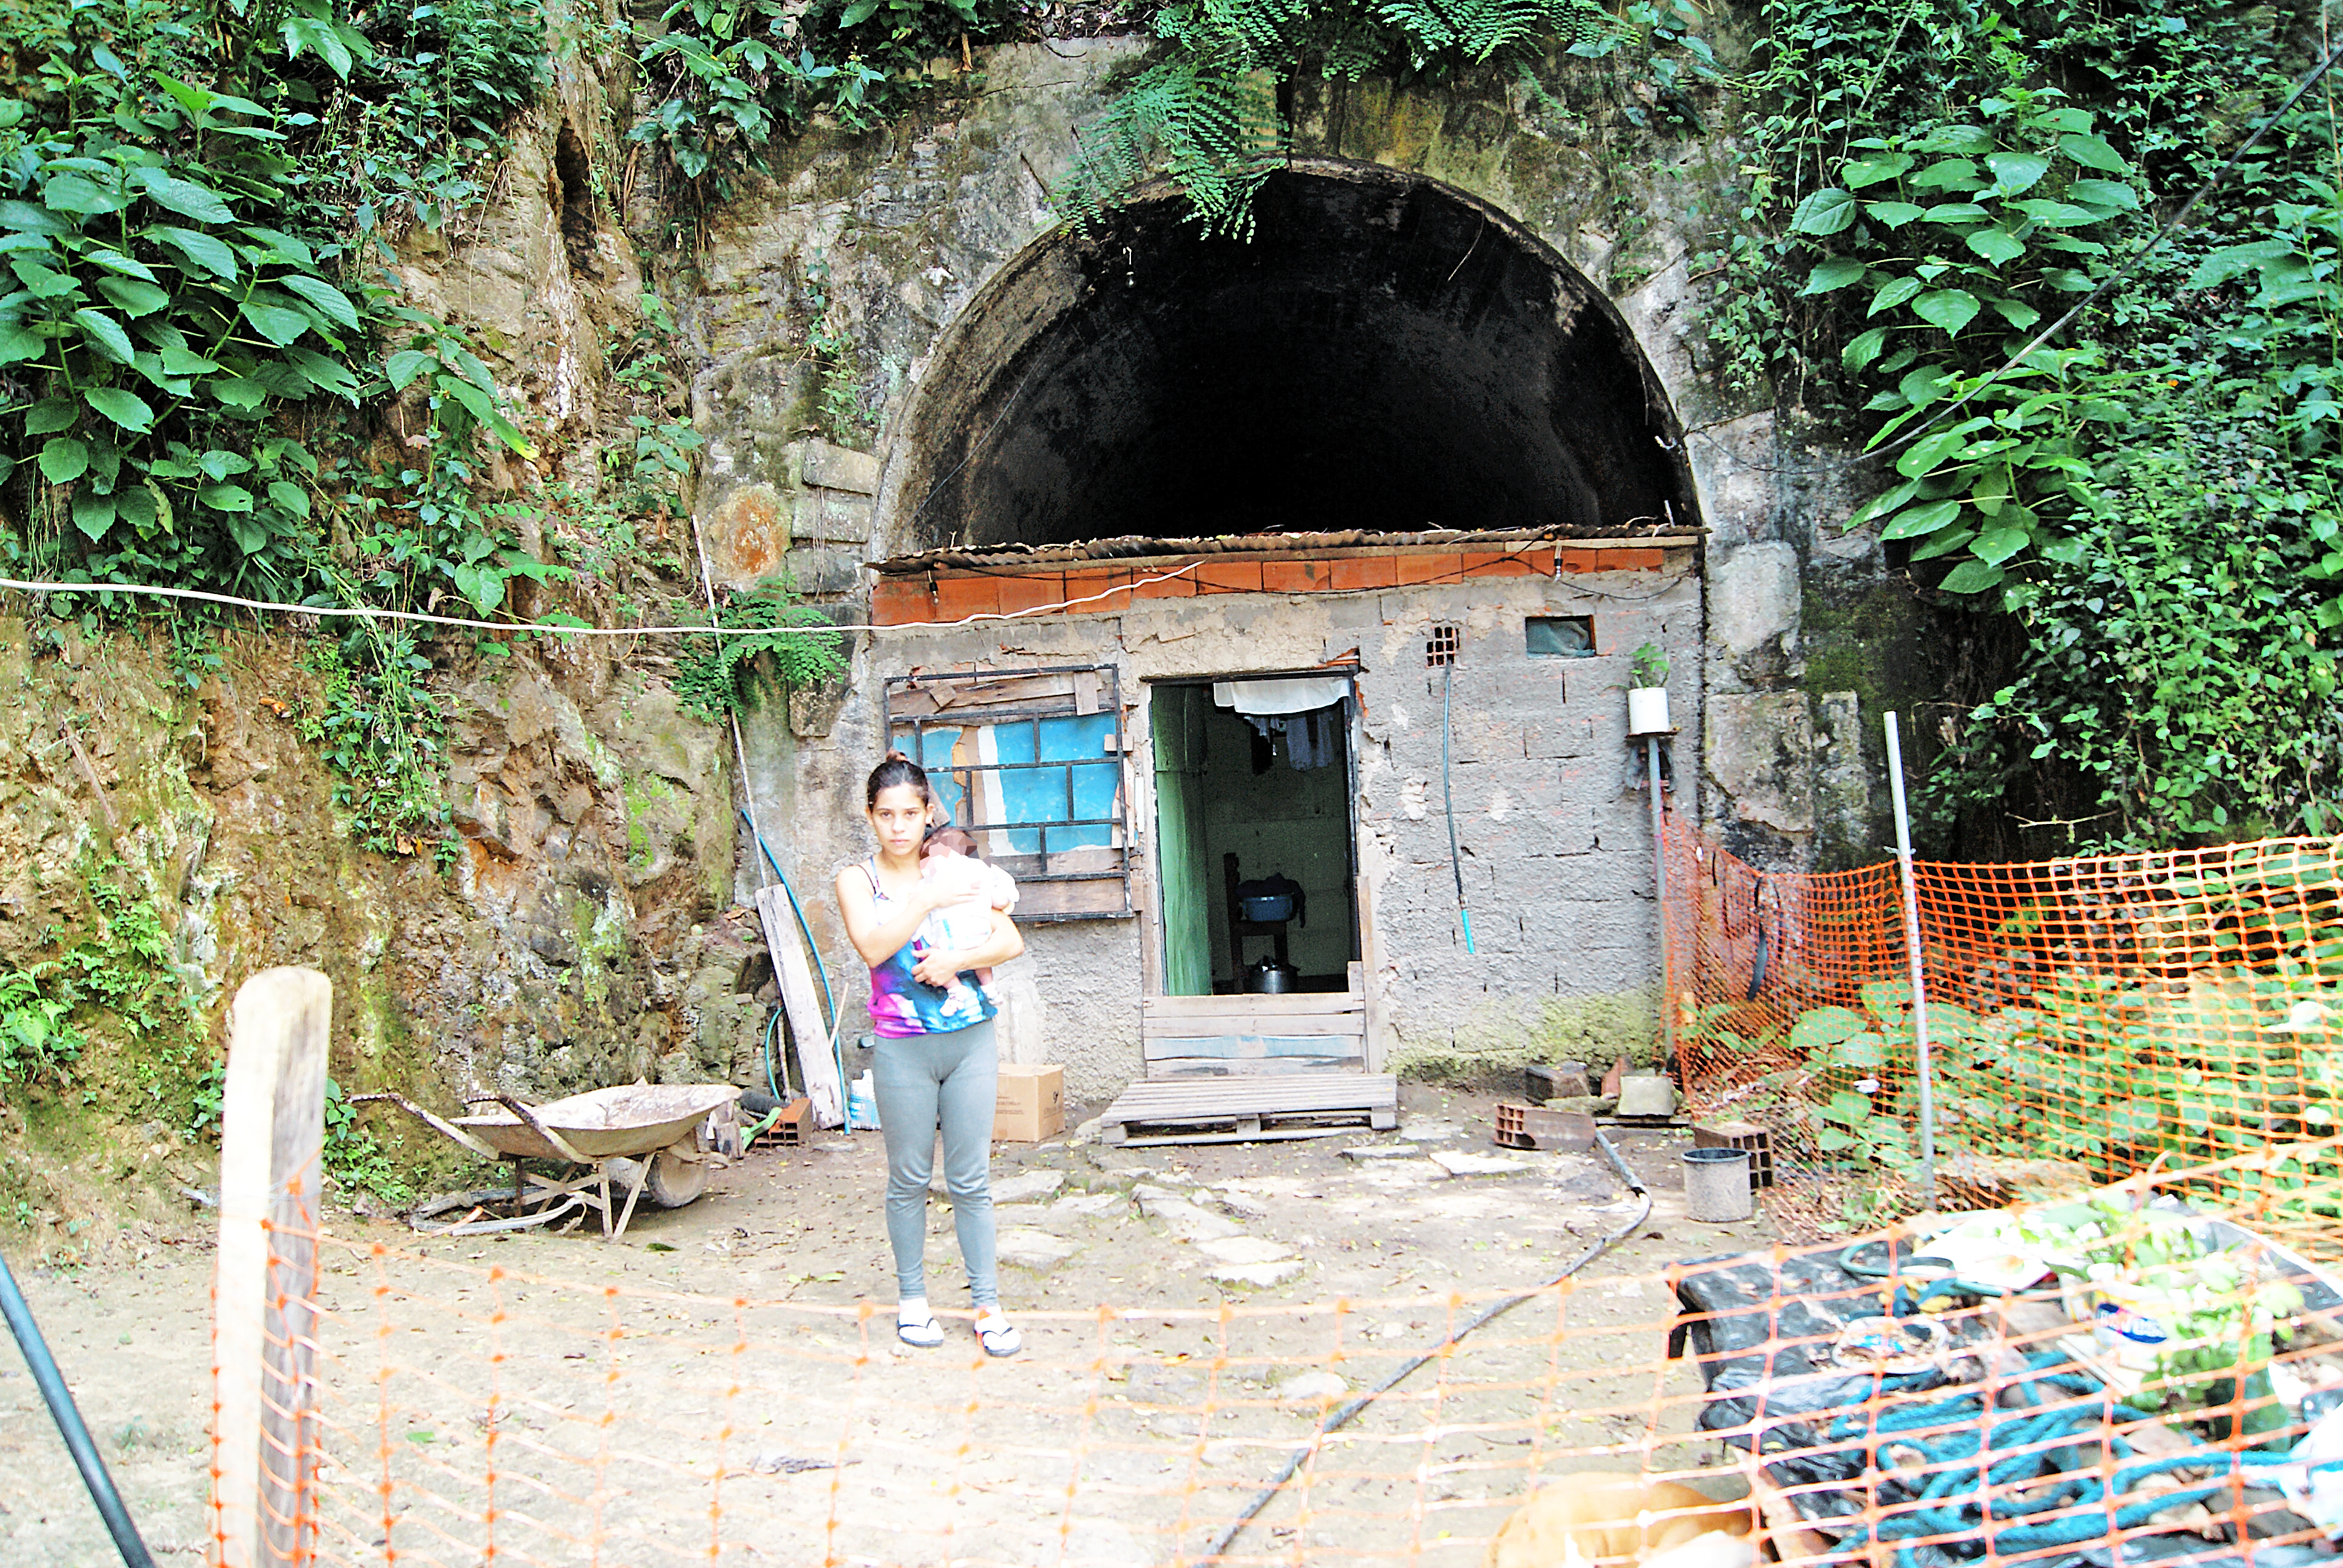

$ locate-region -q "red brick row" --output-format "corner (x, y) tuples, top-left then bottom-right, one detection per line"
(867, 546), (1666, 626)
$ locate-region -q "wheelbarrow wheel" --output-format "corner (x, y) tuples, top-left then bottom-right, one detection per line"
(645, 1141), (707, 1209)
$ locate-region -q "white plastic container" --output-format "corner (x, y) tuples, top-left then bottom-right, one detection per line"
(1628, 686), (1672, 736)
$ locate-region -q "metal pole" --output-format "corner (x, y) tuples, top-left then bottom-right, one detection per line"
(1884, 711), (1936, 1206)
(0, 1252), (157, 1567)
(1648, 735), (1674, 1071)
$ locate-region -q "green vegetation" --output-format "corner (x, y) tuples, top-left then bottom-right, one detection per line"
(0, 0), (571, 859)
(1053, 0), (1713, 235)
(1705, 0), (2342, 849)
(1701, 844), (2342, 1219)
(629, 0), (1003, 211)
(0, 857), (205, 1134)
(673, 580), (847, 722)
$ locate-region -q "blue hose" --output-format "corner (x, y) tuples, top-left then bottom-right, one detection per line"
(740, 808), (849, 1129)
(0, 1253), (156, 1567)
(741, 808), (836, 1030)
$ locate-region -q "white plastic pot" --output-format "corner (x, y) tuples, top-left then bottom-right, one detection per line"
(1627, 685), (1672, 736)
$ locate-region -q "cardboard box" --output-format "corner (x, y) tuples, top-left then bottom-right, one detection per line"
(994, 1063), (1064, 1142)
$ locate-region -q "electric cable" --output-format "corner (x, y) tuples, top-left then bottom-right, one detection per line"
(0, 1252), (157, 1568)
(0, 560), (1202, 639)
(1201, 1130), (1654, 1564)
(1441, 658), (1475, 955)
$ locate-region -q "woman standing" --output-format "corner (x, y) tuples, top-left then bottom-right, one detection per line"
(835, 754), (1027, 1356)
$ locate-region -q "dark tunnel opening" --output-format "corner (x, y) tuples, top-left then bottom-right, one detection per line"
(887, 166), (1697, 553)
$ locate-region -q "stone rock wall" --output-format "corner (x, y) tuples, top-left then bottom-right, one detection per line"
(0, 616), (761, 1257)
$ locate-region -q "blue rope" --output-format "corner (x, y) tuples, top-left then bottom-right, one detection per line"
(1819, 1349), (2298, 1564)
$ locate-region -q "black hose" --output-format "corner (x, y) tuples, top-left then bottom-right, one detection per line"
(0, 1252), (157, 1568)
(1442, 661), (1475, 953)
(1200, 1131), (1654, 1563)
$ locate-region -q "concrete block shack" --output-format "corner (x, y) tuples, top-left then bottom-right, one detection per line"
(727, 165), (1712, 1104)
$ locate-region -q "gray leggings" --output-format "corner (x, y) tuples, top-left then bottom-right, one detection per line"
(873, 1015), (998, 1307)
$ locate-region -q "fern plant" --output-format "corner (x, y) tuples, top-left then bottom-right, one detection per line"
(1054, 56), (1283, 238)
(673, 580), (848, 720)
(1055, 0), (1698, 234)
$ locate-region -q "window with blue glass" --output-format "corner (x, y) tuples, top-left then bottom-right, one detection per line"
(883, 666), (1130, 920)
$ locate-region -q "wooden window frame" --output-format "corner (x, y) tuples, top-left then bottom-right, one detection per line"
(882, 665), (1132, 923)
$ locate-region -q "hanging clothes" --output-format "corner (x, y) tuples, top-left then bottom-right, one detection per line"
(1284, 709), (1336, 771)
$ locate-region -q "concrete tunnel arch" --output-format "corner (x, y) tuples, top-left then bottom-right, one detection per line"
(872, 158), (1702, 556)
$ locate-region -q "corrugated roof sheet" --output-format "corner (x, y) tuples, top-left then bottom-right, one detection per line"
(868, 523), (1705, 575)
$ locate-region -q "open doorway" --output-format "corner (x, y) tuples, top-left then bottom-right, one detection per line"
(1150, 678), (1360, 997)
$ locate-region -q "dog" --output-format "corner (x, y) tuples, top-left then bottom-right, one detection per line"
(1484, 1472), (1756, 1568)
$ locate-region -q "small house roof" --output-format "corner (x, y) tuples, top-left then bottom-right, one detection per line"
(867, 523), (1703, 576)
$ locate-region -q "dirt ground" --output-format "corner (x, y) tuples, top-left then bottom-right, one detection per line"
(1, 1083), (1783, 1566)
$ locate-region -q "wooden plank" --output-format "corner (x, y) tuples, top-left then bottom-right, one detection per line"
(1143, 1032), (1368, 1059)
(1142, 1014), (1365, 1045)
(1149, 1057), (1363, 1078)
(755, 886), (844, 1129)
(1144, 993), (1364, 1019)
(211, 967), (332, 1568)
(893, 674), (1078, 715)
(1018, 877), (1129, 920)
(1107, 1084), (1395, 1114)
(1103, 1073), (1397, 1120)
(1111, 1126), (1354, 1147)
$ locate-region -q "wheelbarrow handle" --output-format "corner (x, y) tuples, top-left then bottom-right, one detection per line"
(495, 1095), (594, 1165)
(348, 1092), (506, 1162)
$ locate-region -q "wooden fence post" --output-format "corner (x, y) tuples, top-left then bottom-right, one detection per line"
(210, 967), (333, 1568)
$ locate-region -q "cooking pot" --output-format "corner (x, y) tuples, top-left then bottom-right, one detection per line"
(1245, 956), (1299, 995)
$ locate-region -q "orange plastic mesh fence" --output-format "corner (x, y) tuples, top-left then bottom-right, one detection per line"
(1663, 815), (2342, 1198)
(205, 1140), (2343, 1567)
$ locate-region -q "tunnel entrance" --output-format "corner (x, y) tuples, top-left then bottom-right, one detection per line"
(879, 162), (1697, 555)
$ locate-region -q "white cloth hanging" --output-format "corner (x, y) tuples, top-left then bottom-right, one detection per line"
(1210, 675), (1352, 715)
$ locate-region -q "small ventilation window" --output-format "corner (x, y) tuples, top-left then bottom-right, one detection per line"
(1425, 624), (1461, 667)
(1525, 616), (1594, 658)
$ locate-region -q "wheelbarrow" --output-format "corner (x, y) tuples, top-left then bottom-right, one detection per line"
(356, 1083), (742, 1240)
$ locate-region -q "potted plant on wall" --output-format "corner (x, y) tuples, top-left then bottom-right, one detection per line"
(1628, 642), (1672, 736)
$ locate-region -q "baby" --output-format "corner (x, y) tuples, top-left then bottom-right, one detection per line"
(915, 827), (1019, 1008)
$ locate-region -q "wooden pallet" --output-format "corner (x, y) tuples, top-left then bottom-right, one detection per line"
(1099, 1073), (1398, 1146)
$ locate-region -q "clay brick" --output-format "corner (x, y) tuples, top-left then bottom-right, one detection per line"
(931, 574), (1002, 621)
(1262, 559), (1329, 593)
(1131, 568), (1198, 600)
(1195, 560), (1264, 594)
(1464, 550), (1538, 578)
(871, 578), (931, 625)
(995, 573), (1068, 615)
(1594, 548), (1664, 572)
(1556, 549), (1600, 574)
(1395, 553), (1463, 586)
(1063, 568), (1135, 612)
(1331, 555), (1399, 590)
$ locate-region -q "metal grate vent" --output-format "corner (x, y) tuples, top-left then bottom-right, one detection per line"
(1425, 624), (1462, 667)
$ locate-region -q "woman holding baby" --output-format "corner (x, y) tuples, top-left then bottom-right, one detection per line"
(834, 752), (1026, 1356)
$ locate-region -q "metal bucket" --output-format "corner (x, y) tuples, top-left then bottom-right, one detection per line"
(1683, 1146), (1755, 1223)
